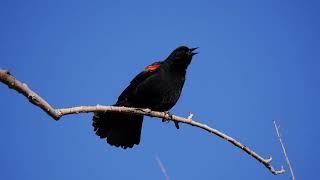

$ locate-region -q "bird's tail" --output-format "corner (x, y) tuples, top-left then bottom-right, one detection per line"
(92, 102), (143, 149)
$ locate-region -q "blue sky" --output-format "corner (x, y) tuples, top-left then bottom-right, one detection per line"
(0, 0), (319, 179)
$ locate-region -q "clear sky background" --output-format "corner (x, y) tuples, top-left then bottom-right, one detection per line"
(0, 0), (319, 179)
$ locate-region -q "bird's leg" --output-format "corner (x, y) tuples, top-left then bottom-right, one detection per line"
(162, 111), (180, 129)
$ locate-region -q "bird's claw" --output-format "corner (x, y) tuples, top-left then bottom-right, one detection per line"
(162, 111), (173, 122)
(162, 119), (170, 123)
(162, 111), (180, 129)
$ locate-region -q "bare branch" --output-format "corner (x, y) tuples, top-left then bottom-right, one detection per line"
(155, 155), (170, 180)
(0, 69), (285, 175)
(187, 113), (194, 120)
(0, 69), (60, 119)
(273, 120), (295, 179)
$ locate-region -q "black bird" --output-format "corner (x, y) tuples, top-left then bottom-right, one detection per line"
(93, 46), (198, 149)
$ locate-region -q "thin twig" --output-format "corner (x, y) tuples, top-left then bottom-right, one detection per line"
(155, 155), (170, 180)
(0, 69), (285, 175)
(273, 120), (295, 179)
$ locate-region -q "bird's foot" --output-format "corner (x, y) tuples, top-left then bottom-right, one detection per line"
(162, 111), (172, 123)
(162, 111), (180, 129)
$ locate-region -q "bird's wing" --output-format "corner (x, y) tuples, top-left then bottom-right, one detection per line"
(117, 61), (162, 103)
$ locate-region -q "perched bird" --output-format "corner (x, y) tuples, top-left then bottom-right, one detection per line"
(93, 46), (198, 149)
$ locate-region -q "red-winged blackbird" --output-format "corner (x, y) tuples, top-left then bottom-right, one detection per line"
(93, 46), (198, 149)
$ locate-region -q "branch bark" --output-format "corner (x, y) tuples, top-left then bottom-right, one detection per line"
(273, 121), (296, 179)
(0, 69), (285, 175)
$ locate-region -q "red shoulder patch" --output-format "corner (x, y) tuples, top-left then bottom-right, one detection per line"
(144, 63), (161, 72)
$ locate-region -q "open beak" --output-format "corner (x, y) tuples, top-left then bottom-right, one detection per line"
(189, 47), (199, 56)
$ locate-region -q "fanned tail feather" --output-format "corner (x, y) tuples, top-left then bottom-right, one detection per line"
(92, 104), (143, 149)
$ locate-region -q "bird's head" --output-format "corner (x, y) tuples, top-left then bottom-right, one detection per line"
(166, 46), (198, 70)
